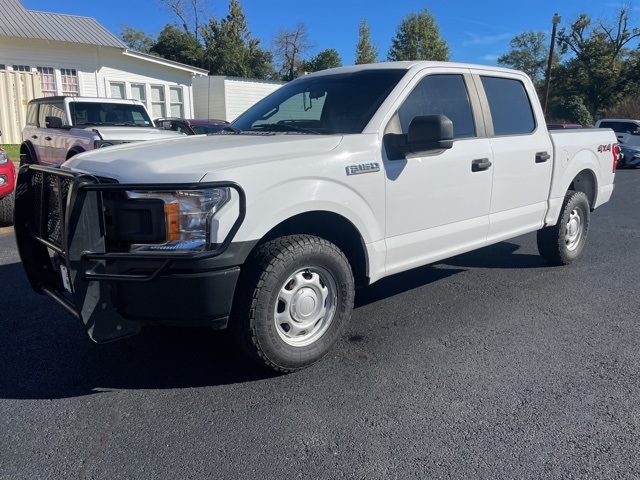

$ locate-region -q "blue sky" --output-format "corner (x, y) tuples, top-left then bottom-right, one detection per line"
(20, 0), (638, 66)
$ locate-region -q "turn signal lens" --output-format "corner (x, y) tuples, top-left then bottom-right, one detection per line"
(164, 203), (180, 241)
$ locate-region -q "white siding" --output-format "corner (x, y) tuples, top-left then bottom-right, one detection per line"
(193, 76), (284, 122)
(0, 71), (42, 143)
(193, 76), (226, 120)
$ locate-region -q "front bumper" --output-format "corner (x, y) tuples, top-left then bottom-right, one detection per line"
(14, 165), (247, 343)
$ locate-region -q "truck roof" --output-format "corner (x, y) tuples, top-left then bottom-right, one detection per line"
(28, 96), (145, 105)
(301, 61), (528, 78)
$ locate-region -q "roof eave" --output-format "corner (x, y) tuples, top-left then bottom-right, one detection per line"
(122, 50), (209, 76)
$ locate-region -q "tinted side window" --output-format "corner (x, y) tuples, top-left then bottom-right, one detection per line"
(398, 74), (475, 138)
(37, 103), (66, 127)
(599, 121), (639, 134)
(481, 76), (535, 135)
(26, 103), (38, 126)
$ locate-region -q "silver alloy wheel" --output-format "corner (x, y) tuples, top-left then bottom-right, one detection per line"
(274, 266), (338, 347)
(565, 207), (584, 251)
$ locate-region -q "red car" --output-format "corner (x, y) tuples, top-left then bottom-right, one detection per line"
(0, 147), (16, 227)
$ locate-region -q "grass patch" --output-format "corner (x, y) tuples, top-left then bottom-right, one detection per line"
(0, 144), (20, 162)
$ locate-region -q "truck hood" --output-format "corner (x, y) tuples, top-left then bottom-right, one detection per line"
(63, 133), (344, 183)
(84, 126), (184, 141)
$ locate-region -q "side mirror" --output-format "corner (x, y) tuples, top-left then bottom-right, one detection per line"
(162, 121), (172, 130)
(45, 116), (63, 128)
(398, 115), (454, 156)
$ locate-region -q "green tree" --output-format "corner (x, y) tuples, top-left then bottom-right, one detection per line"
(119, 25), (155, 53)
(355, 18), (378, 64)
(387, 8), (450, 61)
(554, 8), (640, 117)
(201, 0), (273, 78)
(497, 31), (550, 85)
(272, 22), (314, 81)
(300, 49), (342, 73)
(151, 24), (205, 67)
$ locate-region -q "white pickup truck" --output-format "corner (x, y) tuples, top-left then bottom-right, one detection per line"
(15, 62), (618, 372)
(20, 96), (183, 166)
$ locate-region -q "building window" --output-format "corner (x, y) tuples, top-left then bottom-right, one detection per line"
(60, 68), (79, 96)
(150, 85), (166, 118)
(109, 82), (125, 99)
(0, 64), (5, 70)
(37, 67), (56, 97)
(131, 83), (146, 102)
(169, 86), (184, 117)
(12, 65), (31, 72)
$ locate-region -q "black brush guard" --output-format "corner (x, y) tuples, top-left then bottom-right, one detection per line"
(14, 164), (246, 342)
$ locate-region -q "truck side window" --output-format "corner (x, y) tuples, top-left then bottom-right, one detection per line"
(37, 103), (66, 128)
(480, 76), (535, 136)
(26, 103), (38, 126)
(599, 121), (639, 135)
(398, 74), (476, 139)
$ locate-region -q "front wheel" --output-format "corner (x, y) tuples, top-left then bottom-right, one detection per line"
(232, 235), (355, 373)
(537, 191), (590, 266)
(19, 150), (34, 167)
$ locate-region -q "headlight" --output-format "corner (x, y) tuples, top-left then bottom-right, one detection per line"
(0, 151), (8, 164)
(98, 142), (114, 148)
(126, 188), (230, 252)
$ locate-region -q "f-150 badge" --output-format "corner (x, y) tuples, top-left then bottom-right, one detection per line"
(346, 162), (380, 175)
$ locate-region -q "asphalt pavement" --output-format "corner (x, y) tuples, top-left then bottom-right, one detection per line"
(1, 169), (639, 479)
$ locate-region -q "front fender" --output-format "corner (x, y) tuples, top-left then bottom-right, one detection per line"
(237, 176), (385, 245)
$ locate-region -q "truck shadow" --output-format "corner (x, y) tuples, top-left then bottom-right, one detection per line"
(0, 240), (543, 399)
(356, 241), (545, 307)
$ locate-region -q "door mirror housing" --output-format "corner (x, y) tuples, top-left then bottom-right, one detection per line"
(45, 116), (63, 129)
(394, 115), (454, 157)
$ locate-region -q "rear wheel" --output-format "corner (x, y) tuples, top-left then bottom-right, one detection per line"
(0, 192), (15, 227)
(537, 191), (590, 266)
(232, 234), (354, 372)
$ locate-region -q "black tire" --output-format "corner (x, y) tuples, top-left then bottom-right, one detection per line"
(19, 150), (34, 167)
(537, 191), (590, 266)
(0, 192), (14, 227)
(232, 234), (355, 373)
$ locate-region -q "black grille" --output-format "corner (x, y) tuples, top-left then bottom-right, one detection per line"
(32, 171), (72, 249)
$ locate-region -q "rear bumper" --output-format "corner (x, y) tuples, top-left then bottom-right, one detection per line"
(14, 164), (248, 343)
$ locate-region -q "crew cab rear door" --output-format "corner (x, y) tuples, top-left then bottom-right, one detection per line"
(472, 71), (553, 244)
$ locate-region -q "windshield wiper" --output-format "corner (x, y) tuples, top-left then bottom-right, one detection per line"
(252, 123), (320, 134)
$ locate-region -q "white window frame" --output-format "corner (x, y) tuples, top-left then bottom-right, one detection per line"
(150, 85), (166, 119)
(36, 66), (56, 97)
(109, 81), (126, 99)
(60, 68), (79, 96)
(169, 86), (184, 118)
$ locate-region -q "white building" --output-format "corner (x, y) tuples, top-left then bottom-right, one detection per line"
(0, 0), (208, 143)
(193, 76), (285, 122)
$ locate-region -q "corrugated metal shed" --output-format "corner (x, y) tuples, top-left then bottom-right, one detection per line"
(0, 0), (126, 49)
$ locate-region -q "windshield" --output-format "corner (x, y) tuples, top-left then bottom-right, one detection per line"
(70, 102), (153, 127)
(232, 69), (406, 135)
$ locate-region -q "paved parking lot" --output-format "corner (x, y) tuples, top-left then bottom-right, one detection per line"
(1, 170), (639, 479)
